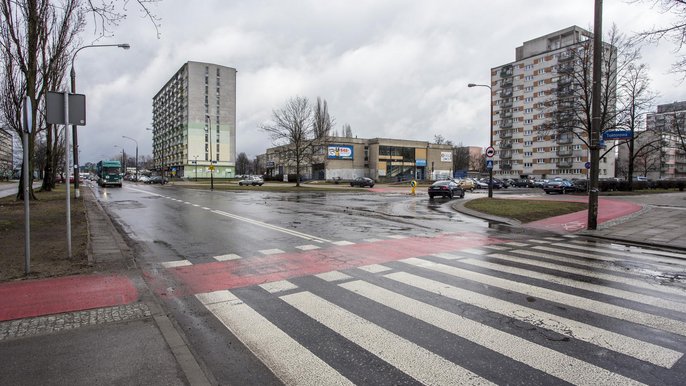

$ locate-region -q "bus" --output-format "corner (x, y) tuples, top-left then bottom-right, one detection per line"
(96, 160), (122, 187)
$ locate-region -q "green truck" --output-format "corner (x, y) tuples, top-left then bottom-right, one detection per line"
(96, 160), (122, 187)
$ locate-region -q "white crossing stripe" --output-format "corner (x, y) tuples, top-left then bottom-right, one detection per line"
(505, 249), (686, 297)
(160, 260), (192, 268)
(192, 204), (200, 207)
(316, 271), (352, 282)
(461, 248), (488, 255)
(363, 238), (384, 243)
(483, 245), (511, 251)
(563, 241), (686, 268)
(339, 280), (646, 385)
(281, 291), (493, 385)
(357, 264), (392, 273)
(401, 257), (686, 337)
(295, 245), (320, 251)
(384, 271), (682, 368)
(502, 242), (529, 247)
(197, 291), (352, 386)
(202, 207), (210, 210)
(528, 239), (549, 244)
(260, 281), (299, 294)
(332, 241), (355, 246)
(259, 249), (285, 255)
(387, 235), (409, 239)
(214, 254), (242, 262)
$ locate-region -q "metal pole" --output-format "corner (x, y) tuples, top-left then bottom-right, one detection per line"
(587, 0), (603, 230)
(70, 67), (80, 199)
(488, 87), (494, 199)
(209, 119), (214, 190)
(23, 131), (30, 274)
(63, 91), (72, 258)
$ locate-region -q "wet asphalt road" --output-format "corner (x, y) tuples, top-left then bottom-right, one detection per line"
(93, 182), (686, 385)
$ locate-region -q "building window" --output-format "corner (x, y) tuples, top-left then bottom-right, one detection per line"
(525, 86), (534, 92)
(216, 68), (220, 77)
(524, 130), (533, 135)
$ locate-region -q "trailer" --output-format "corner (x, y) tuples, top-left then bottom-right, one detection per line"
(96, 160), (122, 187)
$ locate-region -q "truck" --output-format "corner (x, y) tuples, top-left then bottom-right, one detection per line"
(96, 160), (122, 187)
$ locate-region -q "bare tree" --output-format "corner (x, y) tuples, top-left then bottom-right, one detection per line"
(470, 153), (486, 174)
(342, 123), (352, 138)
(631, 0), (686, 78)
(313, 97), (334, 138)
(453, 144), (470, 173)
(235, 152), (250, 175)
(261, 96), (320, 187)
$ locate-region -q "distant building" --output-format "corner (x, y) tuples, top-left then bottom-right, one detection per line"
(490, 26), (616, 180)
(0, 128), (12, 178)
(264, 137), (455, 182)
(152, 61), (237, 178)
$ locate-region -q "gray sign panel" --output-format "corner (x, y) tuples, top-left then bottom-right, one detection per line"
(46, 92), (86, 125)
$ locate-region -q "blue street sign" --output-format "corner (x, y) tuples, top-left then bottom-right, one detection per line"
(486, 160), (493, 170)
(585, 162), (591, 169)
(602, 130), (632, 140)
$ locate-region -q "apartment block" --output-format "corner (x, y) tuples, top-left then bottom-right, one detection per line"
(0, 128), (12, 178)
(152, 61), (237, 178)
(490, 26), (616, 179)
(642, 101), (686, 179)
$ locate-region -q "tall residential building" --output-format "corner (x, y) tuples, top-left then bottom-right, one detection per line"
(490, 26), (616, 180)
(152, 61), (237, 178)
(643, 101), (686, 179)
(0, 128), (12, 178)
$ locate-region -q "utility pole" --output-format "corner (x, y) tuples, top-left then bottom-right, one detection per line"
(587, 0), (603, 230)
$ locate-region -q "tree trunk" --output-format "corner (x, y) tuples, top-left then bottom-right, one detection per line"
(41, 124), (54, 191)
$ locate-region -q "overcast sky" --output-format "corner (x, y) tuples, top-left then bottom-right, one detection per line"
(72, 0), (683, 164)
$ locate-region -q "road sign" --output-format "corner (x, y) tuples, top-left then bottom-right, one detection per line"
(602, 130), (632, 140)
(22, 97), (33, 134)
(486, 160), (493, 170)
(209, 165), (215, 171)
(585, 162), (591, 169)
(45, 92), (86, 125)
(486, 147), (495, 158)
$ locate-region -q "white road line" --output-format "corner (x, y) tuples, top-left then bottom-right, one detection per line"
(461, 248), (488, 255)
(384, 271), (682, 368)
(260, 281), (299, 294)
(192, 204), (200, 207)
(401, 257), (686, 337)
(281, 291), (493, 386)
(295, 245), (320, 251)
(482, 245), (512, 251)
(357, 264), (392, 273)
(339, 280), (646, 385)
(387, 235), (409, 239)
(332, 241), (355, 246)
(503, 242), (529, 247)
(202, 207), (210, 210)
(316, 271), (353, 282)
(561, 241), (686, 267)
(363, 238), (383, 243)
(528, 239), (549, 244)
(214, 254), (242, 262)
(259, 249), (285, 255)
(508, 249), (686, 297)
(160, 260), (192, 268)
(212, 210), (331, 243)
(197, 291), (352, 386)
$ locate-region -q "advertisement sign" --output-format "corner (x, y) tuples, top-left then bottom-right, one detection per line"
(327, 145), (354, 160)
(266, 161), (275, 168)
(416, 159), (427, 167)
(440, 152), (452, 162)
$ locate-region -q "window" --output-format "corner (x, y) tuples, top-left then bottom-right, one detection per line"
(216, 68), (220, 77)
(537, 147), (546, 152)
(524, 108), (533, 113)
(524, 130), (533, 135)
(525, 97), (533, 102)
(525, 86), (534, 92)
(524, 119), (533, 124)
(524, 141), (533, 146)
(525, 64), (534, 70)
(205, 66), (209, 75)
(524, 151), (533, 157)
(525, 75), (534, 81)
(524, 162), (533, 167)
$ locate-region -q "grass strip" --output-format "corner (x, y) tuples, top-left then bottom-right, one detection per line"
(464, 198), (588, 223)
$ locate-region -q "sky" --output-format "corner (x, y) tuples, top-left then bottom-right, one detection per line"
(71, 0), (684, 164)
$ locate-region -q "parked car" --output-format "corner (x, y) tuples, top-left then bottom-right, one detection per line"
(428, 180), (464, 199)
(239, 176), (264, 186)
(511, 179), (533, 188)
(473, 179), (489, 189)
(543, 180), (577, 194)
(453, 178), (475, 191)
(350, 177), (375, 188)
(145, 176), (168, 184)
(479, 178), (503, 189)
(138, 176), (150, 183)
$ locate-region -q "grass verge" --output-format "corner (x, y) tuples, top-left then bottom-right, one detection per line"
(177, 182), (363, 193)
(464, 198), (588, 223)
(0, 184), (90, 281)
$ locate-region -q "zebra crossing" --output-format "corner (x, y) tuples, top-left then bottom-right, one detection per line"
(195, 237), (686, 385)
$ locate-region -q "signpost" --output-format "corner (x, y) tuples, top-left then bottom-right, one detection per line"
(485, 146), (495, 158)
(22, 97), (32, 274)
(486, 160), (494, 170)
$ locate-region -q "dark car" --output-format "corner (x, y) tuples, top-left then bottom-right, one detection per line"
(350, 177), (375, 188)
(511, 179), (534, 188)
(428, 180), (464, 199)
(543, 180), (576, 194)
(145, 176), (168, 184)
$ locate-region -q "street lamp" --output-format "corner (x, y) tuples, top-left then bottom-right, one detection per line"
(70, 43), (130, 198)
(468, 83), (494, 199)
(208, 118), (214, 191)
(122, 136), (138, 182)
(113, 145), (126, 173)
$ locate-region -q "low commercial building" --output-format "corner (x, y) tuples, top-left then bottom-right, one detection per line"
(264, 137), (455, 182)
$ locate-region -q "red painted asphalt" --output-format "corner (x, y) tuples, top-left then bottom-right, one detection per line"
(524, 197), (642, 233)
(0, 274), (138, 322)
(164, 233), (505, 295)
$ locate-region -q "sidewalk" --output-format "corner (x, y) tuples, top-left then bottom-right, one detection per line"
(0, 184), (210, 386)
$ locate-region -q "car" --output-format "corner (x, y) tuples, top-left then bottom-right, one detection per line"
(350, 177), (375, 188)
(239, 177), (264, 186)
(478, 178), (503, 189)
(138, 176), (150, 183)
(511, 179), (533, 188)
(543, 180), (576, 194)
(145, 175), (168, 184)
(453, 178), (475, 191)
(428, 180), (464, 199)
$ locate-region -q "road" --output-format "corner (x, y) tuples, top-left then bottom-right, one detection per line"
(94, 182), (686, 385)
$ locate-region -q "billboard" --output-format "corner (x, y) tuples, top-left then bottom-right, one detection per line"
(440, 152), (452, 162)
(327, 145), (354, 160)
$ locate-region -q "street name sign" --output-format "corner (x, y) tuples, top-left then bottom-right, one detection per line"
(602, 130), (632, 140)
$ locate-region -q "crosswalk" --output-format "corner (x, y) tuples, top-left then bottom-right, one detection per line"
(194, 237), (686, 385)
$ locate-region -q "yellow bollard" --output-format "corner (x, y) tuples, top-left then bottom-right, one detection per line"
(410, 179), (417, 195)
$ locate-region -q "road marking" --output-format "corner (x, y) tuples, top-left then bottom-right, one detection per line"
(192, 204), (200, 207)
(316, 272), (352, 282)
(363, 238), (383, 243)
(339, 279), (646, 384)
(212, 210), (332, 244)
(259, 249), (285, 255)
(387, 235), (409, 239)
(332, 241), (355, 246)
(202, 207), (210, 210)
(562, 241), (686, 267)
(482, 245), (511, 251)
(401, 257), (686, 337)
(384, 271), (682, 368)
(197, 290), (352, 386)
(260, 281), (299, 294)
(528, 239), (549, 244)
(357, 264), (392, 273)
(281, 291), (493, 386)
(214, 254), (242, 262)
(296, 245), (320, 251)
(161, 260), (192, 268)
(502, 242), (529, 247)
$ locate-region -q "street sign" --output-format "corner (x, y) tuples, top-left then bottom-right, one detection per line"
(22, 97), (33, 134)
(209, 165), (215, 171)
(602, 130), (632, 140)
(486, 146), (495, 158)
(45, 92), (86, 125)
(486, 160), (494, 169)
(585, 162), (591, 169)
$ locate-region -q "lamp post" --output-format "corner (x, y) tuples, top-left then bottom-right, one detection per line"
(193, 155), (198, 181)
(113, 145), (125, 174)
(70, 43), (130, 198)
(468, 83), (494, 198)
(122, 136), (138, 182)
(208, 118), (214, 191)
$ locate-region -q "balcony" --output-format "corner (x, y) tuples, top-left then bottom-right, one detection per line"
(499, 120), (513, 129)
(556, 63), (574, 74)
(558, 51), (574, 62)
(557, 148), (573, 157)
(500, 65), (513, 78)
(557, 160), (573, 168)
(499, 89), (513, 98)
(557, 87), (575, 97)
(501, 78), (513, 88)
(500, 141), (513, 149)
(500, 163), (513, 171)
(557, 76), (572, 86)
(501, 99), (513, 108)
(499, 130), (514, 139)
(557, 135), (574, 144)
(501, 110), (513, 119)
(500, 151), (513, 159)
